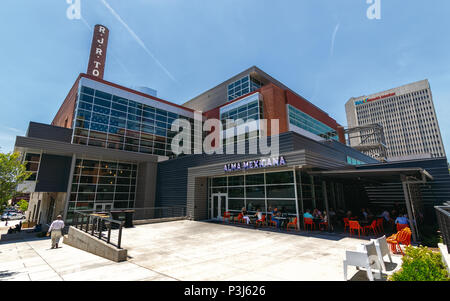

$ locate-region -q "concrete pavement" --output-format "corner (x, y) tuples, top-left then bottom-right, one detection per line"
(0, 220), (401, 281)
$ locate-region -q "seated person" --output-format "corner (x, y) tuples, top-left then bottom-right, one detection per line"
(361, 208), (368, 221)
(319, 211), (328, 230)
(254, 208), (263, 221)
(380, 210), (391, 222)
(395, 214), (409, 226)
(303, 209), (313, 219)
(240, 207), (250, 224)
(312, 209), (322, 218)
(272, 211), (282, 228)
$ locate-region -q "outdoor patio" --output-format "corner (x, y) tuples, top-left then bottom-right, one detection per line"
(0, 220), (402, 281)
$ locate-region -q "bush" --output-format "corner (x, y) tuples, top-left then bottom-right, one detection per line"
(389, 246), (449, 281)
(17, 199), (28, 213)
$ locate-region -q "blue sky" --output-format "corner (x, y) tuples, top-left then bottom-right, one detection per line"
(0, 0), (449, 155)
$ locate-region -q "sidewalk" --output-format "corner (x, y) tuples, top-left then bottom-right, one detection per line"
(0, 237), (176, 281)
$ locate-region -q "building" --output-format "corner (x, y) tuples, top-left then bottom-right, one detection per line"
(12, 26), (450, 242)
(345, 80), (446, 161)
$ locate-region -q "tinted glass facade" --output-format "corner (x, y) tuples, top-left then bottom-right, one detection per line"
(288, 105), (338, 140)
(208, 170), (334, 220)
(227, 75), (262, 102)
(72, 85), (196, 158)
(220, 96), (264, 128)
(220, 94), (264, 147)
(23, 153), (41, 181)
(68, 158), (137, 221)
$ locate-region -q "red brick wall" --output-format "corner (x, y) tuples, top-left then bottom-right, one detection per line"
(51, 77), (80, 128)
(202, 83), (344, 141)
(260, 84), (289, 136)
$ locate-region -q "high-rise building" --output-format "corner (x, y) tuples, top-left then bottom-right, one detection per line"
(345, 79), (446, 161)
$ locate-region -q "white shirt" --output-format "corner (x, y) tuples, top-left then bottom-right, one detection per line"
(49, 220), (65, 232)
(381, 211), (390, 221)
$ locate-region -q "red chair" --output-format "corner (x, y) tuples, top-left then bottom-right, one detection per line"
(222, 211), (231, 224)
(387, 227), (412, 255)
(286, 217), (298, 231)
(396, 223), (409, 232)
(364, 220), (378, 236)
(255, 215), (266, 228)
(376, 218), (384, 233)
(268, 215), (277, 228)
(343, 218), (350, 232)
(319, 221), (328, 231)
(304, 218), (315, 231)
(348, 220), (365, 237)
(235, 213), (244, 224)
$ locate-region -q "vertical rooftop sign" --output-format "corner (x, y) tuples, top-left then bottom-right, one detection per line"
(87, 24), (109, 79)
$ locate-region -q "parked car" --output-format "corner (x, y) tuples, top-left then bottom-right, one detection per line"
(1, 212), (25, 221)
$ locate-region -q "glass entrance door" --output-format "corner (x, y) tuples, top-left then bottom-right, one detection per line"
(211, 193), (228, 220)
(94, 203), (113, 212)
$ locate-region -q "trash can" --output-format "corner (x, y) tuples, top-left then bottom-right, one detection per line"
(110, 211), (122, 229)
(124, 210), (134, 228)
(110, 211), (121, 221)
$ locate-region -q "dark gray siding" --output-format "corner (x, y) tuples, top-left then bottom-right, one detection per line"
(357, 158), (450, 208)
(27, 122), (73, 143)
(156, 132), (294, 207)
(291, 135), (378, 164)
(35, 154), (72, 192)
(156, 131), (376, 208)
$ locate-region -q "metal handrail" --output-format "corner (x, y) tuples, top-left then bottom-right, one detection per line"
(72, 211), (124, 249)
(73, 206), (187, 221)
(435, 205), (450, 253)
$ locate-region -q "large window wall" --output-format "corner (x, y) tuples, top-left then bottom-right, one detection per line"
(23, 153), (41, 181)
(209, 169), (333, 220)
(288, 105), (338, 141)
(227, 75), (263, 102)
(72, 85), (197, 158)
(209, 170), (297, 217)
(68, 158), (137, 221)
(220, 94), (264, 148)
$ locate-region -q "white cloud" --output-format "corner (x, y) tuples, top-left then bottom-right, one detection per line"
(330, 23), (340, 57)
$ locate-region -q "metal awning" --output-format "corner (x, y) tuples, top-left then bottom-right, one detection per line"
(311, 167), (433, 243)
(309, 167), (433, 183)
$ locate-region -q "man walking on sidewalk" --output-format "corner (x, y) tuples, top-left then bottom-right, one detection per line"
(47, 215), (65, 249)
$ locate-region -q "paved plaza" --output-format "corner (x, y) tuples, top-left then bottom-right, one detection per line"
(0, 220), (401, 281)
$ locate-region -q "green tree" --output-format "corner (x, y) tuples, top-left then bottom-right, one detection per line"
(0, 152), (32, 211)
(17, 199), (29, 212)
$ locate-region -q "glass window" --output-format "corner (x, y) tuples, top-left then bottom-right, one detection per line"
(246, 174), (264, 185)
(228, 187), (244, 198)
(228, 199), (244, 211)
(246, 186), (265, 198)
(228, 175), (244, 186)
(95, 90), (112, 100)
(212, 177), (227, 187)
(81, 86), (95, 95)
(266, 185), (295, 198)
(246, 199), (265, 212)
(266, 171), (293, 184)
